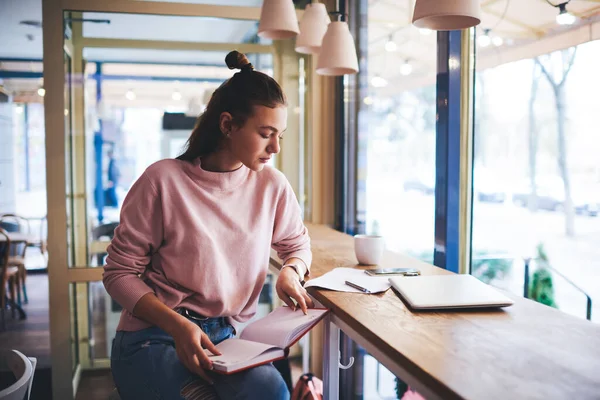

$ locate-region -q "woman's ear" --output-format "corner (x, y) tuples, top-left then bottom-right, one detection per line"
(219, 112), (233, 137)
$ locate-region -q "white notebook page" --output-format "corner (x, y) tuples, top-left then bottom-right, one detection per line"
(206, 338), (281, 370)
(240, 307), (327, 349)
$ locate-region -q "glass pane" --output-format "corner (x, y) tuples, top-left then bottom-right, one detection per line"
(69, 283), (80, 374)
(358, 2), (435, 399)
(82, 12), (271, 45)
(0, 98), (47, 268)
(84, 52), (274, 267)
(64, 49), (76, 267)
(59, 10), (276, 268)
(472, 37), (600, 323)
(89, 281), (118, 360)
(362, 3), (436, 263)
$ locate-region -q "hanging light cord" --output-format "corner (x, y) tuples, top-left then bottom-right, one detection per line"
(488, 0), (512, 31)
(543, 0), (571, 7)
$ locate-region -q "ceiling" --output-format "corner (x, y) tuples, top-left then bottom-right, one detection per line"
(368, 0), (600, 91)
(0, 0), (271, 109)
(0, 0), (265, 62)
(1, 0), (599, 105)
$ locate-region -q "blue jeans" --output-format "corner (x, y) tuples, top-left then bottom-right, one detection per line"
(111, 316), (289, 400)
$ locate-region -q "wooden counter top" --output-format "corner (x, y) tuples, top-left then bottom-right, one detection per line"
(271, 224), (600, 400)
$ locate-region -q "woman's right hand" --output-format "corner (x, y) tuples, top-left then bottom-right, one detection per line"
(171, 319), (221, 385)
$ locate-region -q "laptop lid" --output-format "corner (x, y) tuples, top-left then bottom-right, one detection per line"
(389, 274), (514, 310)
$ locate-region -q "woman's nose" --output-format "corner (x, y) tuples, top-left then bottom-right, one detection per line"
(267, 137), (280, 154)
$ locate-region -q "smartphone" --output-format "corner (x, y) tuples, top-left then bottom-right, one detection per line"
(364, 268), (421, 276)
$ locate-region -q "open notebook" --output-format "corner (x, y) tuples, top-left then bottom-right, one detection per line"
(206, 306), (329, 374)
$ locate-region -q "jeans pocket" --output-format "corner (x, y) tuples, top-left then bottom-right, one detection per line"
(209, 324), (234, 345)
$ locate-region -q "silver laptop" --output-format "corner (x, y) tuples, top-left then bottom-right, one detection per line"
(389, 274), (514, 310)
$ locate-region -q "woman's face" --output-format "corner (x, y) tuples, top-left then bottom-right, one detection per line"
(224, 105), (287, 172)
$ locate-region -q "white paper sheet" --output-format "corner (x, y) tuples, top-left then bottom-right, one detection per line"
(240, 307), (328, 348)
(205, 338), (283, 373)
(304, 267), (392, 293)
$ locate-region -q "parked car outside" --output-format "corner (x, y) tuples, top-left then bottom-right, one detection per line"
(512, 179), (600, 217)
(403, 174), (435, 196)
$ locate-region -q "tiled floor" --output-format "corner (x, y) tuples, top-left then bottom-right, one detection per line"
(75, 370), (115, 400)
(1, 273), (51, 368)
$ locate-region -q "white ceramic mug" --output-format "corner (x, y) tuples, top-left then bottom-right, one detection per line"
(354, 235), (385, 265)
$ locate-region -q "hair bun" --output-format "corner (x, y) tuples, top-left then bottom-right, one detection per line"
(225, 50), (254, 71)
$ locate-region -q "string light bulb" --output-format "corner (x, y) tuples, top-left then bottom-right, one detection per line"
(556, 2), (576, 25)
(385, 35), (397, 52)
(478, 29), (491, 47)
(400, 60), (413, 76)
(371, 74), (388, 88)
(125, 89), (136, 101)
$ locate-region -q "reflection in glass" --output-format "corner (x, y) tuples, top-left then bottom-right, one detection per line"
(89, 281), (118, 361)
(84, 53), (274, 237)
(363, 16), (437, 261)
(64, 49), (76, 268)
(358, 2), (436, 399)
(69, 283), (79, 374)
(81, 11), (271, 46)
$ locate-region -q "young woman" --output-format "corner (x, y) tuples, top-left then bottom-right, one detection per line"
(103, 50), (314, 400)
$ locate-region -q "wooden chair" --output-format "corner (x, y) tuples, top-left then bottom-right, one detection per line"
(25, 215), (47, 269)
(0, 228), (20, 331)
(0, 349), (37, 400)
(0, 215), (30, 305)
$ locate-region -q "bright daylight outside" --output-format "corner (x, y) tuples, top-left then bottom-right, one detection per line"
(361, 1), (600, 396)
(363, 0), (600, 331)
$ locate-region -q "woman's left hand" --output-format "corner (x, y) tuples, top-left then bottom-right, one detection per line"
(276, 267), (314, 314)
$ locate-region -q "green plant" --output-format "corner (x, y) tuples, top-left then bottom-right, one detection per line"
(395, 376), (409, 399)
(407, 250), (513, 283)
(471, 251), (512, 284)
(528, 244), (558, 308)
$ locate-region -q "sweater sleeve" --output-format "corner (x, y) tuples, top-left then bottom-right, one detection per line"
(271, 179), (312, 277)
(102, 173), (163, 313)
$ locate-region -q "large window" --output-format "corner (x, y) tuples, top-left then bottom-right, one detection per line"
(361, 1), (437, 264)
(349, 1), (600, 398)
(354, 1), (437, 399)
(472, 39), (600, 323)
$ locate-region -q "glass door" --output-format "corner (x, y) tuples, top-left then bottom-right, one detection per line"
(42, 2), (304, 398)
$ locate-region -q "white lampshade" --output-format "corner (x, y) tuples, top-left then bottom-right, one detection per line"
(295, 3), (330, 54)
(412, 0), (481, 30)
(258, 0), (300, 40)
(316, 21), (359, 76)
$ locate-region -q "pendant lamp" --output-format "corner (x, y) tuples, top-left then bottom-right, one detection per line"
(258, 0), (300, 40)
(316, 19), (359, 76)
(412, 0), (481, 30)
(295, 3), (330, 54)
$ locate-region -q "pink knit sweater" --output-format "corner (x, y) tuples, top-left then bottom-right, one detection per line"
(102, 158), (312, 331)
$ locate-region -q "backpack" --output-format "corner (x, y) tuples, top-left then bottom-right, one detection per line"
(291, 373), (323, 400)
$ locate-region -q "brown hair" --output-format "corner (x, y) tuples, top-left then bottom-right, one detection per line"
(177, 50), (287, 161)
